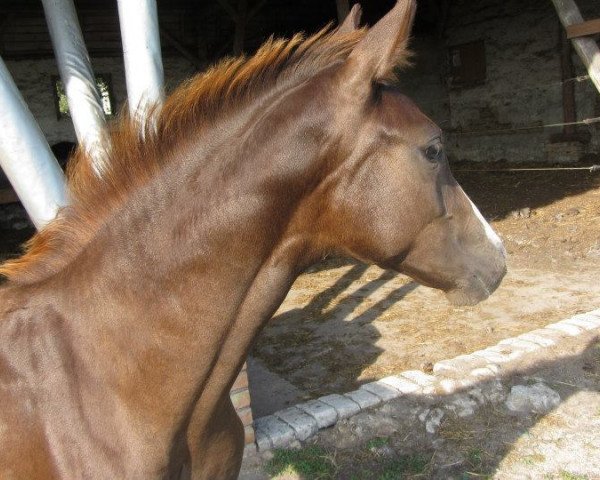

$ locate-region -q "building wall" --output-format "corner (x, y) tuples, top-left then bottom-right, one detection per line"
(5, 55), (197, 146)
(5, 0), (599, 164)
(400, 0), (599, 163)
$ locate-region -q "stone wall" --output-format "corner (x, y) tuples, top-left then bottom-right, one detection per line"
(4, 55), (196, 146)
(4, 0), (599, 164)
(400, 0), (600, 163)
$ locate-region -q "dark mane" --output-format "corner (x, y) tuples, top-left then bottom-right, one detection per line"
(0, 26), (366, 284)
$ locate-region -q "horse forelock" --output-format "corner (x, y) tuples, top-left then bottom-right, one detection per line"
(0, 26), (366, 284)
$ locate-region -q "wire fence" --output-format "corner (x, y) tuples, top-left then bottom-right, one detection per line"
(413, 74), (592, 108)
(454, 164), (600, 173)
(449, 116), (600, 136)
(407, 73), (600, 137)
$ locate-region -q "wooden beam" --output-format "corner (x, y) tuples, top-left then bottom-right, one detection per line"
(551, 0), (600, 94)
(0, 188), (19, 205)
(560, 26), (577, 134)
(566, 18), (600, 39)
(159, 27), (204, 70)
(216, 0), (238, 21)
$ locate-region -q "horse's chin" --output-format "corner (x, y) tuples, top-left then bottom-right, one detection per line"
(444, 287), (490, 307)
(444, 271), (504, 306)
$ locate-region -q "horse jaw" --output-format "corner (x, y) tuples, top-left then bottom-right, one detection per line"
(444, 264), (506, 306)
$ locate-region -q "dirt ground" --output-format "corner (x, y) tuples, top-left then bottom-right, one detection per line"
(241, 329), (600, 479)
(239, 163), (600, 479)
(251, 163), (600, 401)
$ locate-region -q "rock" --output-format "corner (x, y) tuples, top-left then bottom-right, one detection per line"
(505, 383), (560, 414)
(369, 443), (395, 458)
(481, 380), (507, 404)
(520, 207), (531, 218)
(421, 362), (434, 374)
(448, 395), (478, 417)
(260, 449), (275, 462)
(510, 208), (531, 219)
(587, 240), (600, 258)
(565, 207), (580, 216)
(419, 408), (445, 434)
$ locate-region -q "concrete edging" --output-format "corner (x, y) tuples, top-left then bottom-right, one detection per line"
(253, 308), (600, 451)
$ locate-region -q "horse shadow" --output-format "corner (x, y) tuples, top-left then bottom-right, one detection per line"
(250, 260), (420, 411)
(454, 164), (600, 222)
(261, 333), (600, 479)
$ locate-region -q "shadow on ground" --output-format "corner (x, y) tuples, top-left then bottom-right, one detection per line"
(453, 161), (600, 221)
(244, 333), (600, 479)
(251, 261), (419, 404)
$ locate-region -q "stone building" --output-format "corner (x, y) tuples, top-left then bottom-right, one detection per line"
(1, 0), (598, 171)
(400, 0), (599, 165)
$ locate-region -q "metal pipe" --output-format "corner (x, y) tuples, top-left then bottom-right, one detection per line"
(117, 0), (165, 116)
(551, 0), (600, 95)
(0, 57), (67, 229)
(42, 0), (107, 172)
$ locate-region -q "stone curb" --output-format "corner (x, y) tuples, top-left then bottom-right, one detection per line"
(253, 307), (600, 451)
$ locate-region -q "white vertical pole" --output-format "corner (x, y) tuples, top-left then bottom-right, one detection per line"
(117, 0), (165, 116)
(0, 58), (67, 229)
(42, 0), (108, 172)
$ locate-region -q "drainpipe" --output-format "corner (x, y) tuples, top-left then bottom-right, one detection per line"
(0, 57), (67, 229)
(117, 0), (165, 117)
(42, 0), (108, 173)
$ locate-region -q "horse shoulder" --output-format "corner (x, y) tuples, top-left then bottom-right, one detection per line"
(0, 286), (60, 479)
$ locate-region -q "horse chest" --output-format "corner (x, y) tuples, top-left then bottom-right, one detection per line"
(0, 305), (110, 477)
(0, 302), (188, 479)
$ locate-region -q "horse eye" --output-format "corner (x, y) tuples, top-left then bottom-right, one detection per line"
(425, 143), (443, 162)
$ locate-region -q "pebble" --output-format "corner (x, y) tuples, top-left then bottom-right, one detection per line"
(510, 207), (531, 219)
(419, 408), (445, 434)
(565, 207), (580, 216)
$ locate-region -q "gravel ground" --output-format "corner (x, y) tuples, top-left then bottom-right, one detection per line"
(241, 328), (600, 479)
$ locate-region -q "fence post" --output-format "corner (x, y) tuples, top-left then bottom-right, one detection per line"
(117, 0), (165, 116)
(42, 0), (108, 173)
(0, 58), (67, 229)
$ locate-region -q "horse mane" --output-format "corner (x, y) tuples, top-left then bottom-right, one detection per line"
(0, 26), (366, 284)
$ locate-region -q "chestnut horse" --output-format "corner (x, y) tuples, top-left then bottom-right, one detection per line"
(0, 1), (505, 478)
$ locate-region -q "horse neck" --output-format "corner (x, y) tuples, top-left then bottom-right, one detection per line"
(49, 88), (329, 452)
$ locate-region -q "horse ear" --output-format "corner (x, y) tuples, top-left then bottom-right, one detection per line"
(338, 3), (362, 34)
(345, 0), (416, 83)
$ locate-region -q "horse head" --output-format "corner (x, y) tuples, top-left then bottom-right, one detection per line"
(291, 0), (506, 306)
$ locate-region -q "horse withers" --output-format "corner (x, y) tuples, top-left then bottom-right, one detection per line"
(0, 1), (505, 478)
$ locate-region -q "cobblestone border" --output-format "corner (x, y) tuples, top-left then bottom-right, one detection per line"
(253, 308), (600, 451)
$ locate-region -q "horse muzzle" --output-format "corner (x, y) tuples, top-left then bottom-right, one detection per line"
(445, 260), (507, 306)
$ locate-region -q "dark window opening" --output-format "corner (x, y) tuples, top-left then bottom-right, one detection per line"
(53, 74), (115, 120)
(447, 40), (486, 88)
